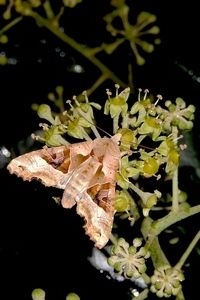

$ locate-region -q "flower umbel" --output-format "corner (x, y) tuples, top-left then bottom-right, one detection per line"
(108, 237), (149, 279)
(150, 265), (184, 298)
(104, 4), (160, 65)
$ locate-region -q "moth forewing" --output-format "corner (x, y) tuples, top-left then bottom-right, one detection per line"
(77, 192), (114, 249)
(7, 146), (68, 188)
(61, 155), (102, 208)
(62, 136), (121, 248)
(7, 134), (121, 249)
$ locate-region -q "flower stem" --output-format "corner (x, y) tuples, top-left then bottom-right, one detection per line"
(172, 125), (179, 212)
(175, 230), (200, 270)
(29, 11), (127, 92)
(172, 166), (179, 212)
(0, 16), (23, 35)
(86, 74), (108, 96)
(109, 233), (118, 245)
(141, 205), (200, 249)
(43, 0), (55, 19)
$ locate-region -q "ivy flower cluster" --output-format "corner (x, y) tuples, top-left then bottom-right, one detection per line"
(6, 84), (198, 299)
(32, 85), (195, 218)
(104, 0), (160, 65)
(108, 237), (150, 279)
(150, 265), (184, 298)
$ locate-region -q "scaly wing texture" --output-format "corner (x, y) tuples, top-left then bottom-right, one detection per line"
(7, 136), (121, 248)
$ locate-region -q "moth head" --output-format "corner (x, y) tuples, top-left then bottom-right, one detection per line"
(112, 133), (122, 143)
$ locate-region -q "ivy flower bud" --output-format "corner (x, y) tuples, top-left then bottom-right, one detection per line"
(0, 34), (8, 44)
(115, 190), (131, 212)
(143, 157), (159, 177)
(117, 128), (137, 151)
(0, 52), (8, 65)
(63, 0), (82, 8)
(66, 293), (80, 300)
(31, 289), (45, 300)
(37, 104), (55, 124)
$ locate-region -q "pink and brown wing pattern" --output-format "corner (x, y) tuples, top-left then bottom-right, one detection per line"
(7, 135), (121, 248)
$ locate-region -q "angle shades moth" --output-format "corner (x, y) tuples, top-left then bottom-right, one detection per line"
(7, 134), (121, 249)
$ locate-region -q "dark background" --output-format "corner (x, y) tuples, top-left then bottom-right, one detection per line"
(0, 1), (200, 299)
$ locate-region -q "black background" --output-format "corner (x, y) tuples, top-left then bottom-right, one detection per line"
(0, 1), (200, 299)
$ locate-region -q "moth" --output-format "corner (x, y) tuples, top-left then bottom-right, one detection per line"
(7, 134), (121, 249)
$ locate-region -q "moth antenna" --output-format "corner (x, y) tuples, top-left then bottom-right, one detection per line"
(94, 125), (112, 138)
(136, 144), (156, 151)
(73, 108), (112, 138)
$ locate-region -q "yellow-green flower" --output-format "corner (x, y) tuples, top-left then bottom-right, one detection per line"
(142, 157), (159, 177)
(116, 155), (139, 189)
(138, 117), (162, 141)
(117, 128), (137, 151)
(104, 87), (129, 119)
(157, 138), (180, 175)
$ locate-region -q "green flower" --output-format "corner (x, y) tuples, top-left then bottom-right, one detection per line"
(115, 189), (132, 212)
(130, 99), (151, 127)
(116, 155), (140, 189)
(104, 86), (130, 132)
(66, 115), (93, 140)
(117, 128), (138, 151)
(157, 97), (195, 132)
(33, 124), (69, 146)
(128, 182), (161, 216)
(129, 89), (160, 128)
(142, 157), (159, 177)
(157, 138), (180, 175)
(138, 116), (162, 141)
(71, 92), (101, 125)
(66, 92), (101, 138)
(36, 90), (103, 144)
(104, 88), (129, 118)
